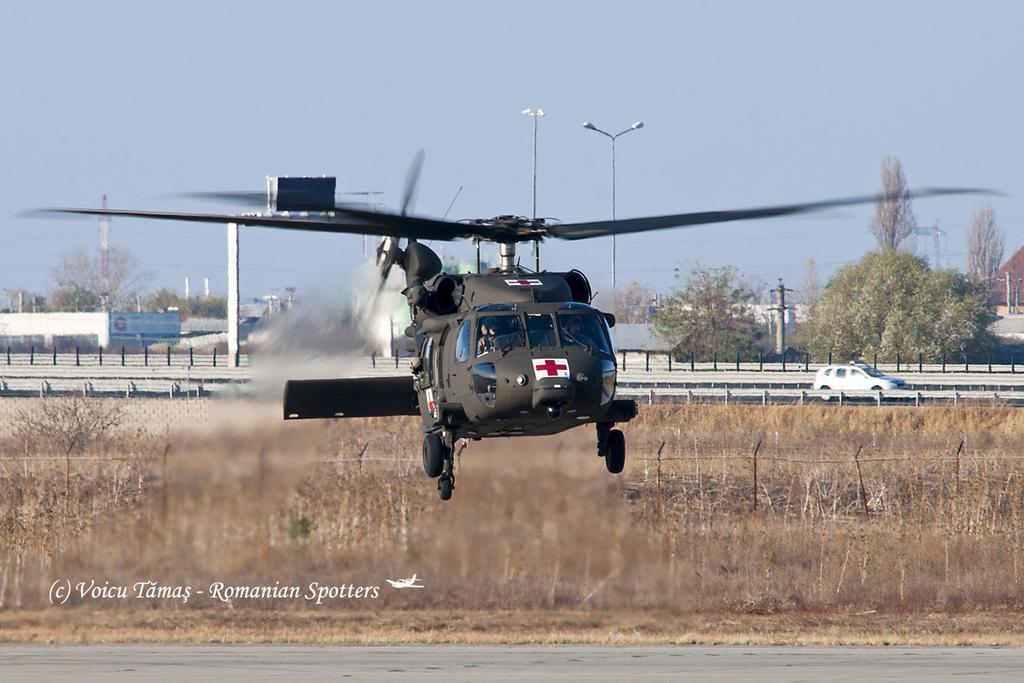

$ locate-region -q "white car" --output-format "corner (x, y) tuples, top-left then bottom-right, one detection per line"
(813, 363), (907, 392)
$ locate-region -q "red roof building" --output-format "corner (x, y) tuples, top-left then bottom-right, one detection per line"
(991, 246), (1024, 309)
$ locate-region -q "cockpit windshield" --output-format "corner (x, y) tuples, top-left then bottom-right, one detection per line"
(526, 313), (558, 349)
(556, 312), (612, 355)
(476, 315), (525, 357)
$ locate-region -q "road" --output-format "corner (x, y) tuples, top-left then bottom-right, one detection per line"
(1, 645), (1023, 681)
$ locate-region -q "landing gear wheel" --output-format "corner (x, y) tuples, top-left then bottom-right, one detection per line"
(436, 437), (457, 501)
(438, 474), (454, 500)
(422, 433), (445, 478)
(605, 429), (625, 474)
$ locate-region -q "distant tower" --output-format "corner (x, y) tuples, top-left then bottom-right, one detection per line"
(203, 277), (210, 298)
(184, 276), (191, 301)
(913, 221), (946, 267)
(99, 194), (111, 310)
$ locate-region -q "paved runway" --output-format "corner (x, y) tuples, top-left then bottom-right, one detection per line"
(2, 645), (1023, 681)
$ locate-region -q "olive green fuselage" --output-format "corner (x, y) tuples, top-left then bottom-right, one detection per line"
(409, 271), (631, 440)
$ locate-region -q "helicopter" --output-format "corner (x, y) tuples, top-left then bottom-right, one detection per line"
(46, 157), (985, 500)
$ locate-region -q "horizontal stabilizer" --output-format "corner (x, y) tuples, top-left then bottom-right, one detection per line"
(283, 376), (419, 420)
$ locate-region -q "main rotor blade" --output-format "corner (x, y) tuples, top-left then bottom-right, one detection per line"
(548, 187), (993, 240)
(332, 205), (522, 242)
(40, 207), (479, 241)
(173, 191), (267, 207)
(401, 149), (425, 217)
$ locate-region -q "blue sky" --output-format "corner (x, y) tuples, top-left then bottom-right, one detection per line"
(2, 0), (1020, 303)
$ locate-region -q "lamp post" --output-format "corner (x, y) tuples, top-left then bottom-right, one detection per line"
(582, 120), (644, 291)
(521, 108), (545, 270)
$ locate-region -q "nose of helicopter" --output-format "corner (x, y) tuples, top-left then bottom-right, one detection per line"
(531, 374), (576, 417)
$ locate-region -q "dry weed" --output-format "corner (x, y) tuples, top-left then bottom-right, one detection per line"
(1, 400), (1023, 639)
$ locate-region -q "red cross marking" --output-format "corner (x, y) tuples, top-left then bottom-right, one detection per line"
(514, 279), (533, 285)
(535, 359), (568, 377)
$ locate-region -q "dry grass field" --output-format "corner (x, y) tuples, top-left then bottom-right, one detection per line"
(1, 398), (1023, 644)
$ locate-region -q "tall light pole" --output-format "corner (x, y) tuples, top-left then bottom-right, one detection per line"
(582, 120), (644, 291)
(522, 108), (545, 271)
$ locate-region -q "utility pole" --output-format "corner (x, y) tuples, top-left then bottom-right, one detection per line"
(774, 279), (788, 355)
(521, 108), (544, 271)
(227, 223), (240, 366)
(99, 194), (111, 311)
(1007, 272), (1012, 314)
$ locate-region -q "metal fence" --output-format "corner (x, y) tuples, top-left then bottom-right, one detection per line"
(1, 347), (251, 368)
(616, 349), (1024, 374)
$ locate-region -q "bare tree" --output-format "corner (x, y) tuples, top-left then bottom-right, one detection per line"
(50, 246), (150, 311)
(613, 280), (656, 324)
(797, 258), (822, 307)
(870, 156), (916, 251)
(14, 397), (124, 456)
(966, 205), (1004, 286)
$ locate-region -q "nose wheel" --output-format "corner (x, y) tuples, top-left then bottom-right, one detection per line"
(597, 423), (626, 474)
(438, 469), (454, 500)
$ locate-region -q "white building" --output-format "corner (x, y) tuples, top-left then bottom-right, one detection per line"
(0, 312), (181, 348)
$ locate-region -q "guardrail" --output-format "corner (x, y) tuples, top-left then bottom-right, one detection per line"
(618, 387), (1024, 407)
(4, 352), (1024, 404)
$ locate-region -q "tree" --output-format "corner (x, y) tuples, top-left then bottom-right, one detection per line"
(49, 246), (149, 311)
(869, 156), (916, 251)
(966, 205), (1004, 286)
(48, 284), (101, 312)
(613, 280), (655, 324)
(798, 258), (822, 307)
(146, 288), (228, 317)
(802, 250), (993, 361)
(653, 265), (763, 359)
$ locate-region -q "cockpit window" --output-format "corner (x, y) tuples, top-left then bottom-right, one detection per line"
(476, 315), (525, 357)
(556, 312), (612, 355)
(455, 320), (472, 363)
(526, 313), (557, 349)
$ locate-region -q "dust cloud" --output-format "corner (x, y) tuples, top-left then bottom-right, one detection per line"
(247, 261), (407, 398)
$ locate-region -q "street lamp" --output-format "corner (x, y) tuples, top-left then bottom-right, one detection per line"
(521, 108), (545, 270)
(582, 120), (644, 291)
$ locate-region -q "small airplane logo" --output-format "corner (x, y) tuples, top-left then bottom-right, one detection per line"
(385, 574), (425, 589)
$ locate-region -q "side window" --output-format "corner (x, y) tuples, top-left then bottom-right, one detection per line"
(824, 368), (833, 377)
(434, 329), (445, 378)
(455, 320), (471, 363)
(835, 368), (846, 378)
(422, 337), (434, 376)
